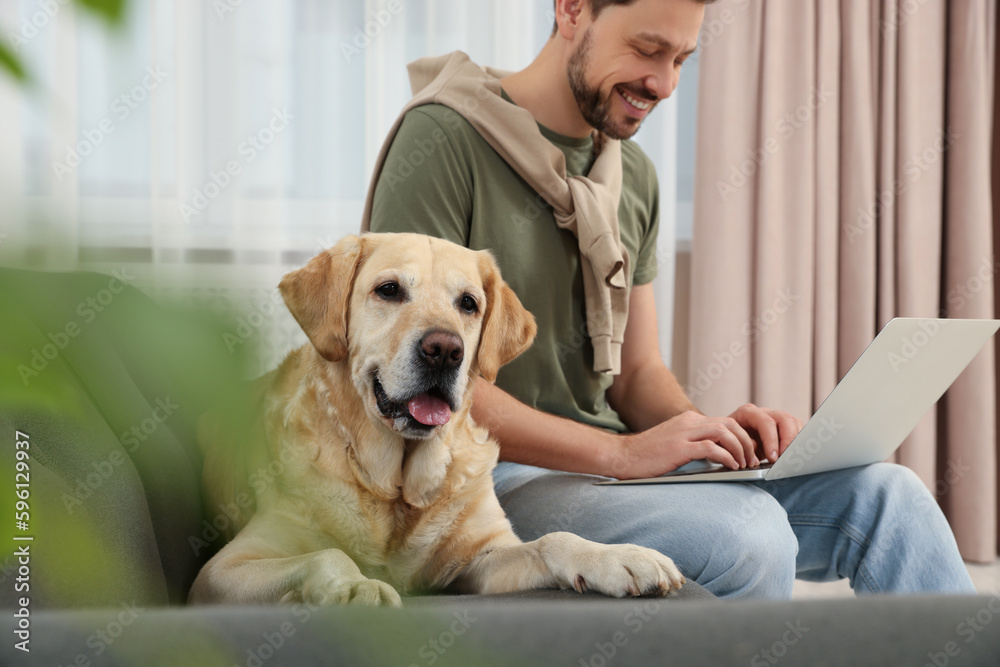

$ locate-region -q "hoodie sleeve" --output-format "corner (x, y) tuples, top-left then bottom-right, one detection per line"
(369, 105), (475, 248)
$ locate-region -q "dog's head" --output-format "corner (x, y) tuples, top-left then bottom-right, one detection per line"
(279, 233), (536, 439)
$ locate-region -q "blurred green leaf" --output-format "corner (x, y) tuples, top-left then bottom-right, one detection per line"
(0, 40), (27, 83)
(1, 0), (128, 84)
(75, 0), (127, 25)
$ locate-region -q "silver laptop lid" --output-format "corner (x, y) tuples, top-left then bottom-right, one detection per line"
(765, 318), (999, 481)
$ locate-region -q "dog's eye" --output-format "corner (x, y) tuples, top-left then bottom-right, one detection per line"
(375, 282), (402, 300)
(459, 294), (478, 314)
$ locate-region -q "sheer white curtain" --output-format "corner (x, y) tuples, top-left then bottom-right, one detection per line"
(1, 0), (683, 369)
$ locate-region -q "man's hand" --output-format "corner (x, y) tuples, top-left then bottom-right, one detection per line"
(611, 404), (804, 480)
(727, 403), (803, 464)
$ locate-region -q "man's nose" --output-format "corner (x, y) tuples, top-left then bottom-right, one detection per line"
(644, 69), (678, 101)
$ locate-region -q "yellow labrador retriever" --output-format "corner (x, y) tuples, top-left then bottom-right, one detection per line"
(190, 233), (684, 607)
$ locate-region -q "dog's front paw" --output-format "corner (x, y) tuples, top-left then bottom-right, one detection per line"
(540, 533), (685, 598)
(299, 576), (403, 608)
(575, 543), (685, 597)
(285, 550), (403, 608)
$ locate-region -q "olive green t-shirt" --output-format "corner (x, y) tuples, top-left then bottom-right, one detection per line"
(369, 101), (660, 433)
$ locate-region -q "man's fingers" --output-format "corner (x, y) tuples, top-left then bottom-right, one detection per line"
(730, 404), (777, 463)
(692, 420), (752, 468)
(752, 412), (779, 463)
(721, 416), (758, 467)
(672, 406), (805, 470)
(691, 440), (739, 470)
(773, 413), (804, 456)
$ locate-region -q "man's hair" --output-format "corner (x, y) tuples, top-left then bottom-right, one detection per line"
(552, 0), (717, 35)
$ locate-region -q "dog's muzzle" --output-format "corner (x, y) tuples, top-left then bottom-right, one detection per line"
(372, 330), (464, 431)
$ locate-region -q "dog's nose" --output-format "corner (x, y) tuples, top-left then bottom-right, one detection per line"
(419, 331), (464, 372)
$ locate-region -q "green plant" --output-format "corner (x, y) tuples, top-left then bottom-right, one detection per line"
(1, 0), (126, 83)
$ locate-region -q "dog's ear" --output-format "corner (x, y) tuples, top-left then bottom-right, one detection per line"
(475, 251), (537, 383)
(279, 235), (364, 362)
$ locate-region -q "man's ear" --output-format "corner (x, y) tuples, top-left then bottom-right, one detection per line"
(554, 0), (586, 40)
(475, 251), (537, 383)
(279, 235), (364, 362)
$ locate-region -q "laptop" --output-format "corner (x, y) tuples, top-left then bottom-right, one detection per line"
(596, 318), (999, 485)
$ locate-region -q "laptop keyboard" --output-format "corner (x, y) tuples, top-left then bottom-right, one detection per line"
(662, 460), (774, 478)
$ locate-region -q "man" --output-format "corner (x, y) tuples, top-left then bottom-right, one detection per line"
(366, 0), (974, 598)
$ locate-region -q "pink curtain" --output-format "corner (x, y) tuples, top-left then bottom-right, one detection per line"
(690, 0), (997, 562)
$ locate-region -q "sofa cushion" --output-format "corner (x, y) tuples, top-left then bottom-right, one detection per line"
(4, 594), (999, 666)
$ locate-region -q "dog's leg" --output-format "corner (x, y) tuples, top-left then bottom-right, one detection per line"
(190, 546), (403, 607)
(189, 517), (402, 607)
(453, 532), (685, 597)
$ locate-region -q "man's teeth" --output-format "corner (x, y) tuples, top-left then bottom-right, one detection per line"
(620, 88), (651, 110)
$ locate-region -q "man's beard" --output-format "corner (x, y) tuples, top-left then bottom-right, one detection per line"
(567, 27), (654, 141)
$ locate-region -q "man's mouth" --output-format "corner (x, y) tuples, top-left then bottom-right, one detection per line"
(616, 86), (654, 116)
(373, 375), (453, 428)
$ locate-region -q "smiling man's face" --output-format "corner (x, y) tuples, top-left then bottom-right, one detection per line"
(566, 0), (705, 139)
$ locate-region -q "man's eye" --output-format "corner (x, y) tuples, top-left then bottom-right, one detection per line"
(376, 282), (401, 299)
(459, 294), (478, 314)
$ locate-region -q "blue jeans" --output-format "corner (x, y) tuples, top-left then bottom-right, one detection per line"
(493, 461), (975, 599)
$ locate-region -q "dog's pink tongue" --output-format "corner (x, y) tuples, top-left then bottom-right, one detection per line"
(407, 394), (451, 426)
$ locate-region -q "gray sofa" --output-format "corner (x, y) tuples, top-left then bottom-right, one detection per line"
(2, 268), (998, 666)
